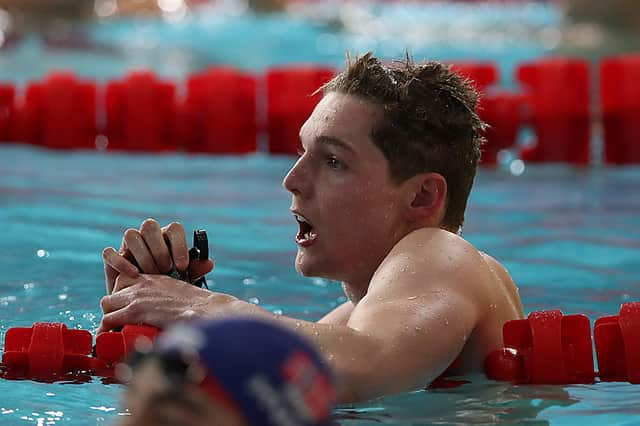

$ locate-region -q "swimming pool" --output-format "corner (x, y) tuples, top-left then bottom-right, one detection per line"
(1, 144), (639, 425)
(2, 1), (639, 424)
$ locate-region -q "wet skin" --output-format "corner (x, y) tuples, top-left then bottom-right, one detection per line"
(100, 92), (524, 402)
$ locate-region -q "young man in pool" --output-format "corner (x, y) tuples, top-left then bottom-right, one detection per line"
(99, 52), (525, 403)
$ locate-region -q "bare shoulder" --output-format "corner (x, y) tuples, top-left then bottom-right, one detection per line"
(369, 228), (492, 299)
(479, 252), (525, 318)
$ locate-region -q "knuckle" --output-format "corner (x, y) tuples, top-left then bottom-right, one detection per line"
(100, 296), (109, 310)
(102, 247), (114, 259)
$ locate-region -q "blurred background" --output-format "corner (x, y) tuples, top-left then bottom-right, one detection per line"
(0, 0), (637, 84)
(1, 0), (639, 165)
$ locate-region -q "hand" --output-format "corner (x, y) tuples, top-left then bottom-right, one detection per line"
(102, 219), (214, 294)
(98, 274), (240, 334)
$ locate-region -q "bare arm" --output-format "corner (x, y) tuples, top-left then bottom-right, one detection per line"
(229, 231), (484, 402)
(101, 225), (485, 402)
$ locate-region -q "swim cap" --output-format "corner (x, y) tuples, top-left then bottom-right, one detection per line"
(154, 318), (336, 426)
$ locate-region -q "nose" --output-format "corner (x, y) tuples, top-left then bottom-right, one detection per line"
(282, 157), (309, 197)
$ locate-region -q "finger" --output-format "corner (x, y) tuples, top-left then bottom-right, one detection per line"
(104, 263), (118, 295)
(124, 228), (160, 274)
(98, 304), (137, 334)
(162, 222), (188, 272)
(188, 259), (214, 281)
(100, 292), (132, 315)
(103, 247), (139, 277)
(112, 273), (138, 293)
(139, 218), (173, 274)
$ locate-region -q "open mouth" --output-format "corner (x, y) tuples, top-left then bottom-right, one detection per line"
(294, 213), (318, 246)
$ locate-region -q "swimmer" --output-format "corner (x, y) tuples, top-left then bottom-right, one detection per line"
(118, 317), (335, 426)
(100, 52), (525, 402)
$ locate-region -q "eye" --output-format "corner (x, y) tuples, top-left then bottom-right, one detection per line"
(326, 155), (346, 170)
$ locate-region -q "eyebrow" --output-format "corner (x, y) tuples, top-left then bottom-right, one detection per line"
(315, 136), (356, 155)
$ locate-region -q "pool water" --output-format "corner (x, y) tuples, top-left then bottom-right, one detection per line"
(1, 145), (639, 425)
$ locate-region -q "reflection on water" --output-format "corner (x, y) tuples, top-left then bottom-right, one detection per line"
(335, 378), (578, 425)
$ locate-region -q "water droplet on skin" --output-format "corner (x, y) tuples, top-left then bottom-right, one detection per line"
(314, 331), (320, 336)
(444, 319), (449, 326)
(407, 296), (418, 300)
(489, 304), (497, 309)
(295, 322), (302, 328)
(414, 326), (422, 331)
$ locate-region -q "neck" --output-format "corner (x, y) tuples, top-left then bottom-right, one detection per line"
(341, 280), (368, 304)
(341, 225), (414, 304)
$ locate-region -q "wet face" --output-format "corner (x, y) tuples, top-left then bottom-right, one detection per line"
(282, 92), (409, 286)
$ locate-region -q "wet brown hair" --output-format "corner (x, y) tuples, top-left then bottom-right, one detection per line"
(320, 52), (486, 232)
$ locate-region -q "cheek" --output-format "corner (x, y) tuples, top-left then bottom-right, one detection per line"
(325, 194), (395, 245)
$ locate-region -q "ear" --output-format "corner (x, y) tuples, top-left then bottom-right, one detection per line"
(405, 173), (447, 223)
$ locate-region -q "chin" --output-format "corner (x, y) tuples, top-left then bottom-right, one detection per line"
(294, 250), (333, 279)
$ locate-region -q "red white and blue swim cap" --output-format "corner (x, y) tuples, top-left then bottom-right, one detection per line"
(155, 318), (336, 426)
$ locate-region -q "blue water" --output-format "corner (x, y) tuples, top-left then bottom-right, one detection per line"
(1, 144), (639, 425)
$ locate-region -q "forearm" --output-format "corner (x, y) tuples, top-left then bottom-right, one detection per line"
(221, 300), (386, 402)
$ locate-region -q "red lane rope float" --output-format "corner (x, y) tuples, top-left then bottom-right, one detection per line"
(480, 91), (526, 165)
(178, 67), (257, 154)
(516, 57), (591, 165)
(485, 309), (595, 384)
(0, 84), (16, 143)
(595, 302), (640, 383)
(486, 303), (640, 385)
(0, 323), (158, 381)
(12, 72), (97, 150)
(600, 54), (640, 165)
(105, 71), (177, 152)
(2, 303), (640, 385)
(449, 62), (526, 167)
(266, 66), (335, 155)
